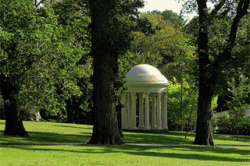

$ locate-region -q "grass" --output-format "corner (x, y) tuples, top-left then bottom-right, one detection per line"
(0, 120), (249, 166)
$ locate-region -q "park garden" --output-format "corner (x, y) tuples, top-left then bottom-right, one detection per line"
(0, 0), (250, 165)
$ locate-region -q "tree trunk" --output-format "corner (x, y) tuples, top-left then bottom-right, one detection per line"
(193, 89), (214, 145)
(1, 74), (29, 137)
(88, 0), (123, 145)
(66, 98), (76, 123)
(67, 108), (75, 123)
(193, 0), (215, 145)
(74, 107), (79, 124)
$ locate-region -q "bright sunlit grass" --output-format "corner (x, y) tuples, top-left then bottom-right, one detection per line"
(0, 120), (249, 166)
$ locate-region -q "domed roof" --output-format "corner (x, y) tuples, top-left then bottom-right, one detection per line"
(125, 64), (168, 86)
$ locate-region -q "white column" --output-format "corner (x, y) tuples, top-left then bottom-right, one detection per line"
(128, 93), (132, 129)
(157, 93), (162, 129)
(161, 92), (168, 129)
(131, 92), (137, 129)
(144, 93), (150, 130)
(152, 93), (157, 129)
(125, 93), (129, 129)
(138, 93), (144, 128)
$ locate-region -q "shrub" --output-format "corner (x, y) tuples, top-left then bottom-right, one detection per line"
(238, 117), (250, 135)
(216, 112), (232, 134)
(215, 111), (250, 135)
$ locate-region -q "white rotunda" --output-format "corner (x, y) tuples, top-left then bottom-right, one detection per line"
(121, 64), (169, 131)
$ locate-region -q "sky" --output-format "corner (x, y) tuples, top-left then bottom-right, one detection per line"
(138, 0), (214, 21)
(138, 0), (197, 21)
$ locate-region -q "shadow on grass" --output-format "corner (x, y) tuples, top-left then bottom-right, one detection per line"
(123, 131), (250, 144)
(112, 144), (250, 155)
(0, 130), (91, 144)
(213, 133), (250, 142)
(1, 144), (249, 162)
(52, 124), (93, 130)
(123, 149), (249, 162)
(123, 131), (195, 144)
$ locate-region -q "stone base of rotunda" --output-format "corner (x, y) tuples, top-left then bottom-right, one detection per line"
(123, 129), (169, 134)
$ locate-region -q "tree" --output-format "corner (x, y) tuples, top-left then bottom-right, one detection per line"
(0, 0), (44, 136)
(185, 12), (250, 113)
(227, 73), (249, 140)
(51, 0), (93, 124)
(180, 0), (250, 145)
(88, 0), (144, 145)
(0, 0), (87, 136)
(150, 9), (186, 29)
(129, 12), (197, 82)
(167, 76), (218, 137)
(167, 77), (198, 132)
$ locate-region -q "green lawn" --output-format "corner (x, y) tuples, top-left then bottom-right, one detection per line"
(0, 120), (249, 166)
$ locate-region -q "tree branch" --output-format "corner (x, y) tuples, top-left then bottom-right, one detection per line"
(219, 0), (250, 63)
(208, 0), (226, 21)
(211, 0), (249, 87)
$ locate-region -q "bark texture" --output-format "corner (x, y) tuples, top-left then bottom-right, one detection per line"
(1, 74), (29, 137)
(88, 0), (123, 145)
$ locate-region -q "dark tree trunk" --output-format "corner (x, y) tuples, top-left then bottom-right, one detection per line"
(66, 99), (74, 123)
(193, 89), (214, 145)
(88, 0), (123, 145)
(67, 108), (75, 123)
(66, 96), (81, 124)
(74, 107), (79, 124)
(1, 74), (29, 137)
(193, 0), (214, 145)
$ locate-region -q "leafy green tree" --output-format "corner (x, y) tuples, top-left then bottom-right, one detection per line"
(179, 0), (250, 145)
(51, 0), (93, 124)
(184, 5), (250, 113)
(227, 73), (249, 140)
(168, 76), (218, 137)
(0, 0), (87, 136)
(129, 12), (197, 82)
(167, 77), (197, 132)
(150, 9), (186, 29)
